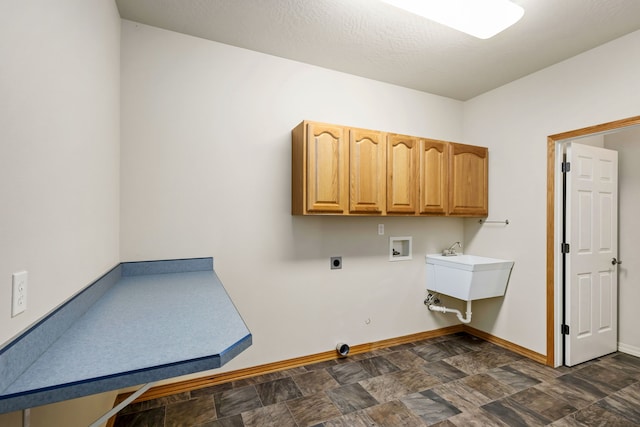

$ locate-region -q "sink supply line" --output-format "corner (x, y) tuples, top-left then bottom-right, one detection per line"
(424, 293), (472, 324)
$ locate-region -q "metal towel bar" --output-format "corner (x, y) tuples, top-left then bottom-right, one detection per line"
(478, 219), (509, 225)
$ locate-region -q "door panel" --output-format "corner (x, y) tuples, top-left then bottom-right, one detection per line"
(565, 143), (618, 366)
(350, 129), (385, 213)
(448, 143), (488, 216)
(306, 123), (347, 213)
(419, 139), (448, 214)
(387, 134), (417, 214)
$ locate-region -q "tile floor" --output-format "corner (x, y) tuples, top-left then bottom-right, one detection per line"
(113, 333), (640, 426)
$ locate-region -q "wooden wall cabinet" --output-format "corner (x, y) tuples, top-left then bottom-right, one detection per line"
(448, 142), (488, 216)
(292, 121), (348, 214)
(292, 120), (488, 217)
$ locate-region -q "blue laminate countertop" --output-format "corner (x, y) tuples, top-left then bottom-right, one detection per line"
(0, 258), (252, 413)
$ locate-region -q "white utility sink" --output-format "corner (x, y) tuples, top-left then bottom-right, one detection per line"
(426, 254), (514, 301)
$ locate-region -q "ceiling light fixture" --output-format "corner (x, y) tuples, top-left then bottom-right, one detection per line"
(379, 0), (525, 39)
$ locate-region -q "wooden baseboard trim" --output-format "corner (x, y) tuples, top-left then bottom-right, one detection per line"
(108, 324), (545, 426)
(463, 325), (547, 364)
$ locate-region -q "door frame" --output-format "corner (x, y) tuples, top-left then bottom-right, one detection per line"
(546, 115), (640, 367)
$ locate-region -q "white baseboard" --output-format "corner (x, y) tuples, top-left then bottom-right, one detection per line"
(618, 342), (640, 357)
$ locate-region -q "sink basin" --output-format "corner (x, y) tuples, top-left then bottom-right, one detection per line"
(426, 254), (514, 301)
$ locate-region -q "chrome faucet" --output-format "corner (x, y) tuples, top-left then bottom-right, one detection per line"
(442, 241), (462, 256)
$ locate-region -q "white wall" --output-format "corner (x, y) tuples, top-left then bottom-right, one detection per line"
(463, 29), (640, 355)
(0, 0), (121, 344)
(605, 128), (640, 354)
(0, 1), (121, 425)
(120, 20), (466, 374)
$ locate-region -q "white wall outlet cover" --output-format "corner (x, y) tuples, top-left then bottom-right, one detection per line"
(12, 271), (28, 317)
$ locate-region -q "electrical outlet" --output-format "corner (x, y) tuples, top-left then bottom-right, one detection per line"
(378, 224), (384, 235)
(12, 271), (27, 317)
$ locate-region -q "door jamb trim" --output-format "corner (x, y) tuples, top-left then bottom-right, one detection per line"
(546, 115), (640, 367)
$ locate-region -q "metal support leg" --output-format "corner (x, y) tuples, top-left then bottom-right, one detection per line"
(22, 408), (30, 427)
(88, 382), (156, 427)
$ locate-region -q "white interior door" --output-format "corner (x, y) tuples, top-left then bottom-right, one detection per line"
(565, 143), (619, 366)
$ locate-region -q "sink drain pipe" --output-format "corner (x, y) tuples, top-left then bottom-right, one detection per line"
(426, 299), (472, 324)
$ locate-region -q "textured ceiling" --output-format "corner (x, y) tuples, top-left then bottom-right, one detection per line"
(116, 0), (640, 100)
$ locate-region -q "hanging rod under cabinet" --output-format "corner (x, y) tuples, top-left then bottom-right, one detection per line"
(478, 219), (509, 225)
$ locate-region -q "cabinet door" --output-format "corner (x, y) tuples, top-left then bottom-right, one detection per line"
(350, 129), (386, 214)
(449, 142), (488, 216)
(419, 139), (448, 215)
(387, 134), (418, 214)
(306, 123), (348, 213)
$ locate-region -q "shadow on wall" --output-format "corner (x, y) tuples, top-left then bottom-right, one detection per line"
(289, 216), (386, 260)
(288, 215), (462, 261)
(468, 292), (507, 328)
